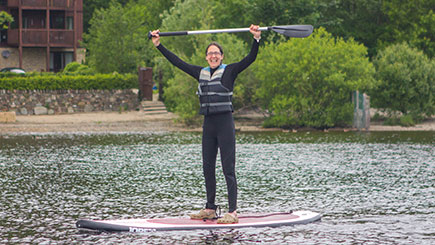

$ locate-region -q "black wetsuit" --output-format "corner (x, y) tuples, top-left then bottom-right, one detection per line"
(157, 39), (259, 212)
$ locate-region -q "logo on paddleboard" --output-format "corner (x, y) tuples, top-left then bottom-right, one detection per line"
(129, 227), (156, 233)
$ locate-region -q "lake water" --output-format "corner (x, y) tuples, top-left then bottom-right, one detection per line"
(0, 131), (433, 244)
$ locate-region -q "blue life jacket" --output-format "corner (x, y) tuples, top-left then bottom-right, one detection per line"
(197, 64), (233, 115)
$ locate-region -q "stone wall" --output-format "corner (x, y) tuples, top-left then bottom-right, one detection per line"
(0, 89), (140, 115)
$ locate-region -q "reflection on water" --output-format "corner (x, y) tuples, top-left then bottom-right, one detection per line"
(0, 131), (433, 243)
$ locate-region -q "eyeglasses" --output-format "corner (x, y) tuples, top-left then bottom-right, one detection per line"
(206, 51), (222, 56)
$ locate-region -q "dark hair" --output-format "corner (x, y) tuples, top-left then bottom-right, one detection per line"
(205, 42), (224, 55)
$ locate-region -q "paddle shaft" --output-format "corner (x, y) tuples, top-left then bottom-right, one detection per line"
(149, 27), (270, 39)
(148, 25), (313, 39)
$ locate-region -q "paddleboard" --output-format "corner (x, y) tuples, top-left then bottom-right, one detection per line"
(76, 210), (321, 232)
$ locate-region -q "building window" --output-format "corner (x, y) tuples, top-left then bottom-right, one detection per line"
(22, 11), (46, 29)
(66, 17), (73, 30)
(0, 30), (6, 44)
(0, 0), (6, 6)
(50, 11), (65, 29)
(50, 52), (73, 72)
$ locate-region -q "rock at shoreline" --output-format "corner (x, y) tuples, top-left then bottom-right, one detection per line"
(34, 106), (48, 115)
(0, 111), (16, 123)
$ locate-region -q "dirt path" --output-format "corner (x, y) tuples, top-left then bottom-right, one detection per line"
(0, 111), (433, 134)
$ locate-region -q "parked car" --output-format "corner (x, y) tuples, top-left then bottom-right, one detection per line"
(0, 67), (26, 74)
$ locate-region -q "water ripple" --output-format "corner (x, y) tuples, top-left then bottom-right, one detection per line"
(0, 131), (433, 243)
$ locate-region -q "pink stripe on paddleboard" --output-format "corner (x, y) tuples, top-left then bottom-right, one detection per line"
(147, 213), (299, 225)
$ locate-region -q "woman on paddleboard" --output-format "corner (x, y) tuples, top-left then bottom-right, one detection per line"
(151, 25), (261, 224)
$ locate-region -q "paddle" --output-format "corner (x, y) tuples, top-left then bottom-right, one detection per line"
(148, 25), (313, 39)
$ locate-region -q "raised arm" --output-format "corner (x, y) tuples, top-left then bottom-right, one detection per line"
(231, 25), (261, 74)
(151, 30), (201, 80)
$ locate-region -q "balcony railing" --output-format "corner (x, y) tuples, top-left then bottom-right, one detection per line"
(50, 30), (73, 45)
(7, 0), (82, 10)
(7, 29), (75, 47)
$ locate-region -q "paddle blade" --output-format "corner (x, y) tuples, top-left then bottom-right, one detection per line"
(271, 25), (313, 38)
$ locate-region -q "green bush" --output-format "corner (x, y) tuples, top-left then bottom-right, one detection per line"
(62, 62), (95, 75)
(371, 112), (386, 122)
(0, 73), (138, 90)
(383, 117), (399, 126)
(253, 28), (376, 129)
(371, 43), (434, 121)
(0, 72), (26, 78)
(399, 115), (415, 127)
(383, 115), (415, 127)
(84, 1), (154, 74)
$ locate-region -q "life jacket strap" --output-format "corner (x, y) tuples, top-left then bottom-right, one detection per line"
(200, 102), (232, 107)
(197, 91), (233, 96)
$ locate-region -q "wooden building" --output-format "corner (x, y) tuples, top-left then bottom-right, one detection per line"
(0, 0), (84, 72)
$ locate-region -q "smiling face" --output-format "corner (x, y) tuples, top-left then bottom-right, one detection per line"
(206, 45), (224, 69)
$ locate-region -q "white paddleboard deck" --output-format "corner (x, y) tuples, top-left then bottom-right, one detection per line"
(76, 210), (321, 232)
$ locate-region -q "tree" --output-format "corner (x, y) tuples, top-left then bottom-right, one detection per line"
(83, 0), (174, 33)
(83, 0), (130, 34)
(371, 43), (434, 121)
(212, 0), (335, 44)
(381, 0), (435, 58)
(319, 0), (387, 58)
(253, 28), (376, 129)
(0, 11), (13, 30)
(321, 0), (434, 58)
(137, 0), (174, 29)
(158, 0), (217, 58)
(83, 1), (153, 73)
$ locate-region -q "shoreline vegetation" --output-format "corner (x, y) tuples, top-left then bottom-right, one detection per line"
(0, 110), (433, 134)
